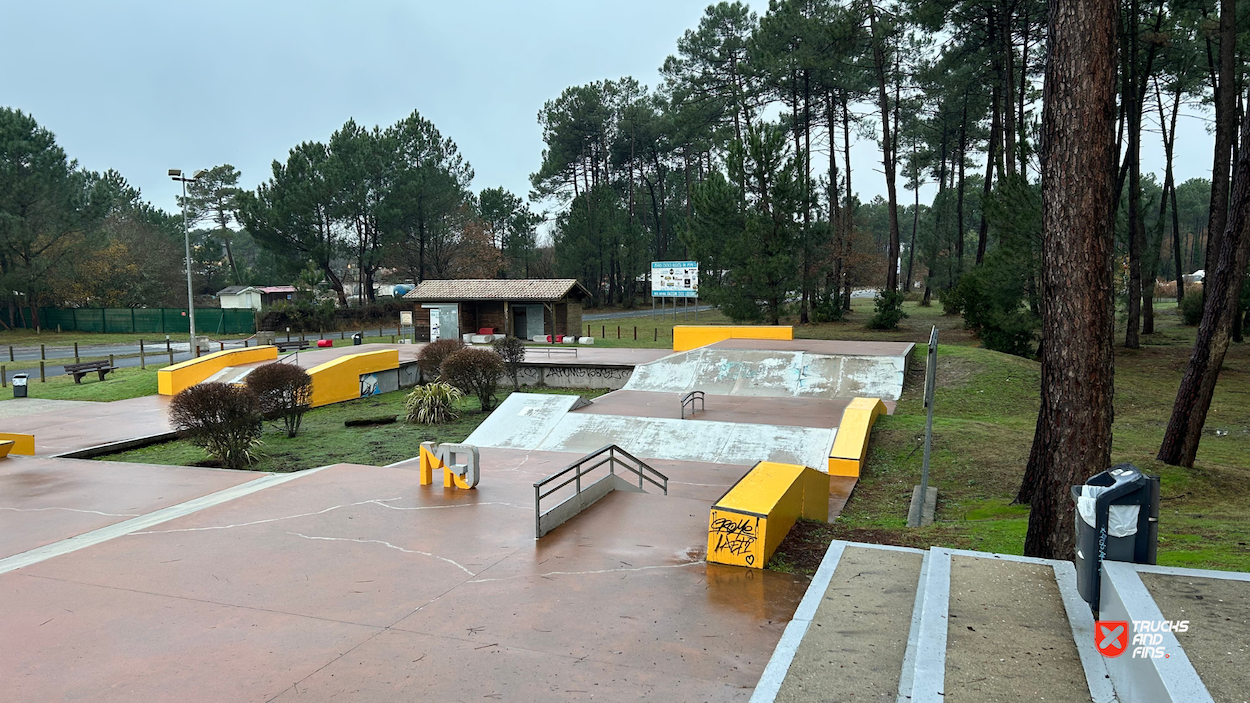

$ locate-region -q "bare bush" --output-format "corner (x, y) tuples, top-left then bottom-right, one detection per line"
(492, 336), (526, 390)
(169, 383), (263, 469)
(440, 347), (505, 411)
(418, 338), (465, 380)
(245, 363), (313, 437)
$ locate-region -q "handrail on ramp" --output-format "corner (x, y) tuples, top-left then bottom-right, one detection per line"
(533, 445), (668, 538)
(680, 390), (705, 419)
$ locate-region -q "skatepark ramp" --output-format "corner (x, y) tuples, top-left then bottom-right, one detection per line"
(533, 445), (668, 538)
(464, 393), (834, 468)
(622, 345), (910, 401)
(707, 461), (829, 568)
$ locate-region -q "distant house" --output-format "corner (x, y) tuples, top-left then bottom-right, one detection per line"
(217, 285), (299, 311)
(403, 279), (590, 341)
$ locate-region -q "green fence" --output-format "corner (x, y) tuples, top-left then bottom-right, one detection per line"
(14, 308), (256, 335)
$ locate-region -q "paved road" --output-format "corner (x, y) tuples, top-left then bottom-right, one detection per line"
(584, 305), (715, 321)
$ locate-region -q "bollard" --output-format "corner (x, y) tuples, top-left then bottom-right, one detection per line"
(654, 328), (657, 342)
(2, 365), (5, 387)
(340, 330), (345, 340)
(109, 354), (114, 370)
(39, 361), (45, 382)
(601, 325), (605, 338)
(139, 340), (145, 369)
(220, 342), (224, 351)
(168, 345), (174, 366)
(391, 335), (396, 344)
(7, 346), (12, 362)
(634, 326), (637, 340)
(40, 344), (45, 360)
(74, 342), (79, 363)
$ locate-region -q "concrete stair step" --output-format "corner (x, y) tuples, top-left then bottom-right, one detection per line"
(756, 541), (1250, 702)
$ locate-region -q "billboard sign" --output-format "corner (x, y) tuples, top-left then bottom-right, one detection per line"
(651, 261), (699, 298)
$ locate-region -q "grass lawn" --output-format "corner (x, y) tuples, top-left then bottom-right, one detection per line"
(0, 366), (161, 402)
(100, 387), (608, 472)
(768, 299), (1250, 575)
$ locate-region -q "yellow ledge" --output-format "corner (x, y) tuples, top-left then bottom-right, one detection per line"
(158, 346), (279, 396)
(0, 433), (34, 455)
(672, 325), (793, 352)
(307, 349), (400, 408)
(707, 461), (829, 569)
(828, 397), (887, 477)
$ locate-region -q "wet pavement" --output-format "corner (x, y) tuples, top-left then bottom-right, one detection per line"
(0, 395), (172, 456)
(1, 454), (810, 702)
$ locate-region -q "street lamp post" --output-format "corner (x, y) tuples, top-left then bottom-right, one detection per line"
(169, 169), (207, 358)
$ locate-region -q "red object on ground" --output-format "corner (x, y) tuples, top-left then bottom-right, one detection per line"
(478, 328), (495, 335)
(554, 335), (564, 343)
(317, 339), (333, 348)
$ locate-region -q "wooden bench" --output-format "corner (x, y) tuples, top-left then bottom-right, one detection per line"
(64, 360), (116, 384)
(275, 340), (311, 352)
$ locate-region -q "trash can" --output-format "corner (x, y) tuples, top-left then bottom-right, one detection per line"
(352, 333), (363, 346)
(12, 373), (27, 398)
(1072, 463), (1160, 612)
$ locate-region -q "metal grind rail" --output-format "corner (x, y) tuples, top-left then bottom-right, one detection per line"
(680, 390), (705, 419)
(533, 445), (668, 538)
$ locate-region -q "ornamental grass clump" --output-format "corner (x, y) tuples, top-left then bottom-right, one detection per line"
(404, 382), (463, 424)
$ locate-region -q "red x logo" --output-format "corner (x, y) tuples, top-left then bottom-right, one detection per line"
(1096, 620), (1129, 657)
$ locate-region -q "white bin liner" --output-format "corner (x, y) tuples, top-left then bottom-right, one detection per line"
(1076, 485), (1140, 537)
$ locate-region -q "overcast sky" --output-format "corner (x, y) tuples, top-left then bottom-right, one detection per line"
(1, 0), (1216, 228)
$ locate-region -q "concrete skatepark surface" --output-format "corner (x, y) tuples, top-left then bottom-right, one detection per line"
(1, 455), (808, 702)
(465, 392), (836, 468)
(623, 340), (913, 401)
(0, 395), (172, 456)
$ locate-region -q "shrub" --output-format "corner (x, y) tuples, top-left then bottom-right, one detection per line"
(169, 383), (263, 469)
(440, 347), (505, 411)
(245, 363), (313, 438)
(417, 338), (465, 380)
(492, 336), (527, 390)
(809, 290), (845, 323)
(951, 259), (1040, 357)
(866, 290), (908, 330)
(1180, 290), (1204, 325)
(404, 382), (463, 424)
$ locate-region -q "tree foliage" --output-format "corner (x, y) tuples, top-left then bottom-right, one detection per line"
(169, 383), (264, 469)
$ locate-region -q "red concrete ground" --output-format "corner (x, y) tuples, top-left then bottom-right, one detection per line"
(709, 338), (916, 356)
(1, 452), (809, 702)
(577, 389), (896, 428)
(0, 456), (258, 560)
(0, 395), (172, 456)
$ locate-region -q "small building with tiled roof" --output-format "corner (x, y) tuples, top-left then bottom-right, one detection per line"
(217, 285), (299, 311)
(404, 279), (590, 341)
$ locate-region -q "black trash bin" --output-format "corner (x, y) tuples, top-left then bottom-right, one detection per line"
(352, 333), (363, 346)
(12, 373), (27, 398)
(1072, 463), (1160, 613)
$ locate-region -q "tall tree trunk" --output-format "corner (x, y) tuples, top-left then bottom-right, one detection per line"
(1158, 99), (1250, 467)
(1157, 79), (1185, 303)
(978, 83), (1001, 265)
(1125, 0), (1143, 349)
(906, 140), (920, 292)
(843, 91), (855, 311)
(1002, 6), (1018, 178)
(957, 96), (969, 267)
(827, 91), (844, 310)
(868, 1), (901, 291)
(1204, 0), (1236, 270)
(1020, 0), (1118, 559)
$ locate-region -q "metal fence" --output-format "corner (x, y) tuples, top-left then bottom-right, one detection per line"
(8, 308), (256, 335)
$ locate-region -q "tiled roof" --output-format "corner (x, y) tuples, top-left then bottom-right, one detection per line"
(404, 279), (590, 302)
(216, 286), (248, 296)
(255, 286), (296, 294)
